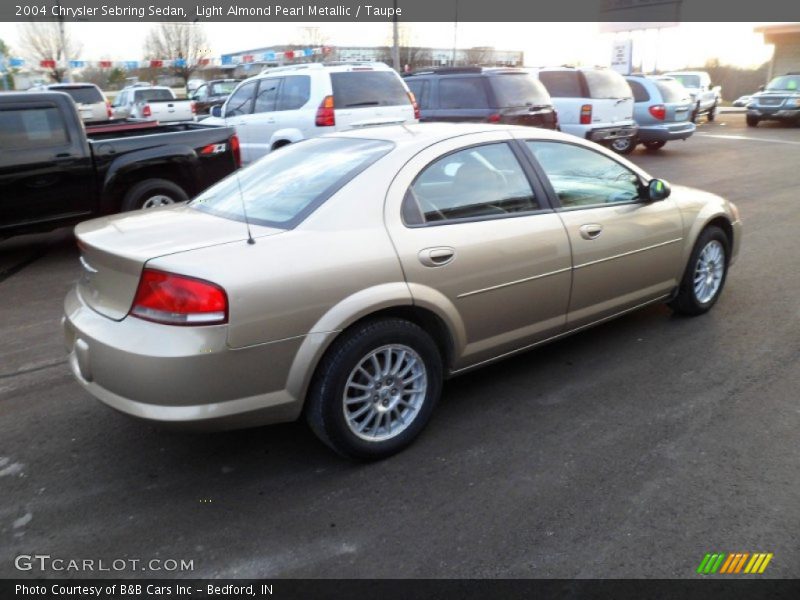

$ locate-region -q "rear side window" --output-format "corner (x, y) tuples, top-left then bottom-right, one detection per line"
(254, 78), (281, 113)
(277, 76), (311, 110)
(134, 89), (175, 102)
(406, 79), (431, 109)
(331, 71), (410, 107)
(226, 80), (257, 116)
(57, 86), (103, 104)
(490, 74), (551, 107)
(0, 106), (69, 151)
(627, 80), (650, 102)
(655, 79), (690, 103)
(583, 70), (631, 99)
(439, 77), (489, 109)
(538, 71), (583, 98)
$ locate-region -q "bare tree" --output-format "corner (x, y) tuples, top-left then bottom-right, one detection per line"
(144, 23), (210, 89)
(295, 26), (329, 62)
(464, 47), (494, 67)
(19, 21), (82, 82)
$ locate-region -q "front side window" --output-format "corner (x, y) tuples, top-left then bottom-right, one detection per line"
(403, 143), (539, 225)
(191, 138), (393, 228)
(254, 78), (281, 114)
(225, 80), (257, 117)
(438, 77), (489, 109)
(526, 141), (641, 208)
(0, 106), (69, 152)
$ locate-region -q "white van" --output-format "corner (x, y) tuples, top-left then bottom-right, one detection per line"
(29, 83), (111, 123)
(526, 66), (638, 154)
(206, 62), (419, 164)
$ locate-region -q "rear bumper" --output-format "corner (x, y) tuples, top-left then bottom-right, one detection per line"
(586, 125), (638, 142)
(63, 287), (304, 430)
(636, 122), (696, 143)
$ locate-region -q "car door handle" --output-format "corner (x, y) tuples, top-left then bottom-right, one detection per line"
(418, 247), (455, 267)
(579, 224), (603, 240)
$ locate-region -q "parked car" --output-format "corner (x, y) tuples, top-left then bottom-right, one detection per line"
(403, 67), (557, 129)
(527, 66), (637, 154)
(662, 71), (721, 122)
(625, 75), (696, 150)
(28, 83), (111, 123)
(204, 62), (418, 164)
(111, 85), (196, 122)
(733, 95), (752, 107)
(745, 73), (800, 127)
(191, 79), (241, 116)
(0, 92), (240, 238)
(63, 123), (741, 459)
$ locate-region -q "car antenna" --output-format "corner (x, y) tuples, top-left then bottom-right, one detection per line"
(233, 170), (256, 245)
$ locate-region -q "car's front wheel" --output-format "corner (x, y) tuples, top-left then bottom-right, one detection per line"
(305, 318), (443, 460)
(609, 136), (636, 155)
(669, 226), (730, 316)
(746, 115), (759, 127)
(643, 140), (666, 150)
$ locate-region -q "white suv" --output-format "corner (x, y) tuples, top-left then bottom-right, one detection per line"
(207, 62), (419, 164)
(526, 66), (638, 154)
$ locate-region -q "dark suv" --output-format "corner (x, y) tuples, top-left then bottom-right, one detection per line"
(404, 67), (557, 129)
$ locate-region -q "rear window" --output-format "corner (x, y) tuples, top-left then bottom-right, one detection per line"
(56, 86), (103, 104)
(583, 70), (631, 99)
(538, 71), (583, 98)
(191, 138), (393, 228)
(210, 81), (238, 95)
(490, 74), (551, 107)
(439, 77), (489, 109)
(134, 89), (175, 102)
(669, 74), (701, 88)
(655, 79), (690, 103)
(0, 106), (69, 152)
(331, 71), (410, 108)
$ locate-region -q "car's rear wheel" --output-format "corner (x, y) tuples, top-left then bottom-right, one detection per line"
(669, 226), (730, 316)
(643, 140), (666, 150)
(746, 115), (759, 127)
(609, 136), (636, 155)
(305, 318), (443, 460)
(121, 178), (189, 211)
(707, 103), (717, 122)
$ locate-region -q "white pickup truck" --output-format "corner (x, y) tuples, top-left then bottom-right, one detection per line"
(663, 71), (721, 122)
(110, 85), (195, 122)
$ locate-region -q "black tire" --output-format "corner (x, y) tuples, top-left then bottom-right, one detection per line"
(746, 115), (759, 127)
(691, 103), (700, 123)
(121, 178), (189, 211)
(643, 140), (667, 150)
(608, 136), (636, 155)
(707, 103), (717, 122)
(305, 318), (443, 460)
(668, 226), (730, 316)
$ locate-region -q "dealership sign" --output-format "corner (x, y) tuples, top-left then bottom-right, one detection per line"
(610, 39), (633, 75)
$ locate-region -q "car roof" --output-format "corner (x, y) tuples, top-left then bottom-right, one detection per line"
(527, 66), (608, 72)
(47, 83), (99, 88)
(405, 67), (526, 77)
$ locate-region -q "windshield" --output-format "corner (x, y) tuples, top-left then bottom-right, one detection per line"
(766, 75), (800, 91)
(191, 138), (394, 228)
(669, 74), (701, 89)
(210, 81), (239, 95)
(490, 73), (551, 107)
(134, 88), (175, 102)
(583, 70), (631, 99)
(56, 86), (104, 104)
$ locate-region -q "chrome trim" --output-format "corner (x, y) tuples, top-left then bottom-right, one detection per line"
(457, 266), (572, 299)
(79, 256), (98, 274)
(574, 238), (682, 270)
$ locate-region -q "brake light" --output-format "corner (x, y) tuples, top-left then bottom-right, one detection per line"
(648, 104), (666, 120)
(142, 104), (152, 118)
(106, 101), (112, 119)
(407, 91), (420, 120)
(487, 113), (501, 123)
(130, 269), (228, 326)
(230, 134), (241, 168)
(580, 104), (592, 125)
(191, 101), (196, 115)
(315, 95), (335, 127)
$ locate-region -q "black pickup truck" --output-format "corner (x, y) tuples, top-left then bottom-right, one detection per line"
(0, 91), (241, 238)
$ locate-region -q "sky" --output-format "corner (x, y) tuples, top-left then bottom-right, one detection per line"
(0, 21), (775, 71)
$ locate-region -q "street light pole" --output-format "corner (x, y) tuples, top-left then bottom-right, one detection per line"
(452, 0), (459, 66)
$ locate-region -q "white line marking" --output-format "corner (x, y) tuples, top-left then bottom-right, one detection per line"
(696, 133), (800, 146)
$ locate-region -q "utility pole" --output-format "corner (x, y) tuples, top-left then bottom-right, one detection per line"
(57, 0), (72, 82)
(451, 0), (458, 66)
(391, 0), (400, 71)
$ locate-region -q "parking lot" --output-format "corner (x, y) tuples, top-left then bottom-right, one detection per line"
(1, 113), (798, 578)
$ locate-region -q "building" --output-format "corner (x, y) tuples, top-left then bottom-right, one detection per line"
(756, 23), (800, 80)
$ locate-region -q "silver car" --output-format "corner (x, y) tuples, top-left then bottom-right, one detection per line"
(64, 124), (742, 459)
(31, 83), (111, 123)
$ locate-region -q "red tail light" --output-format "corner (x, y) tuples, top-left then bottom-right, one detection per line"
(487, 113), (501, 123)
(648, 104), (666, 120)
(407, 91), (420, 120)
(142, 104), (152, 118)
(230, 134), (241, 168)
(315, 95), (335, 127)
(191, 101), (196, 115)
(106, 101), (113, 119)
(579, 104), (592, 125)
(130, 269), (228, 326)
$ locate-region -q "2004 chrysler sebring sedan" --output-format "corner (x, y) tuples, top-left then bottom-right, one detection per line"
(64, 123), (741, 459)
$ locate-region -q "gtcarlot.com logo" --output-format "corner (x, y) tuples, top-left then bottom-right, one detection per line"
(696, 552), (773, 575)
(14, 554), (194, 572)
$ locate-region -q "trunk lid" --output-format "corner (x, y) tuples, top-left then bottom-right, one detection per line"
(75, 205), (282, 320)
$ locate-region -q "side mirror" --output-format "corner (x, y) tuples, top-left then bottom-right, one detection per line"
(648, 178), (671, 202)
(758, 84), (765, 92)
(210, 105), (223, 118)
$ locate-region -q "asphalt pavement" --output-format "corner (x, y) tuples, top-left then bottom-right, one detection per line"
(1, 114), (799, 579)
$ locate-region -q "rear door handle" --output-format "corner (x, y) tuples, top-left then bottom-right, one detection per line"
(579, 223), (603, 240)
(418, 246), (455, 267)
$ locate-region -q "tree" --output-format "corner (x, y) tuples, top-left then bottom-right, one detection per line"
(144, 23), (210, 89)
(0, 38), (14, 90)
(19, 21), (82, 82)
(295, 26), (329, 63)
